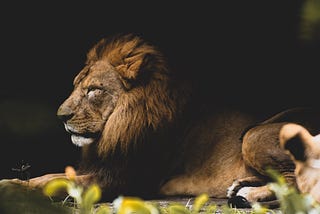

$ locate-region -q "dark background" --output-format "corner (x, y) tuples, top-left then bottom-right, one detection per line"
(0, 1), (319, 179)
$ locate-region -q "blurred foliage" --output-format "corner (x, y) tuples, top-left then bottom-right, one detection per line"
(40, 165), (270, 214)
(0, 179), (70, 214)
(299, 0), (320, 42)
(43, 166), (106, 214)
(2, 166), (320, 213)
(41, 166), (237, 214)
(266, 168), (320, 214)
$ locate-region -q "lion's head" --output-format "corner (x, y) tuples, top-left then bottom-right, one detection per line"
(57, 34), (187, 157)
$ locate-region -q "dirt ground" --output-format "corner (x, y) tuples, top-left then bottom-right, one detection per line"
(95, 197), (282, 214)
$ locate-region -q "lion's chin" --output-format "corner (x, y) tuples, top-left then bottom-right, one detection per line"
(71, 135), (95, 147)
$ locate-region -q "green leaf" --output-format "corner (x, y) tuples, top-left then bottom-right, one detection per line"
(192, 193), (209, 213)
(82, 184), (101, 211)
(144, 202), (160, 214)
(204, 204), (217, 214)
(265, 167), (286, 185)
(118, 198), (152, 214)
(114, 196), (158, 214)
(167, 204), (191, 214)
(43, 178), (70, 197)
(95, 205), (111, 214)
(252, 202), (272, 214)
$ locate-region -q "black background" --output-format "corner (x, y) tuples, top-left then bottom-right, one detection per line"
(1, 1), (319, 179)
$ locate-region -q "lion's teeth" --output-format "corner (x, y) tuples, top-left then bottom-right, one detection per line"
(71, 135), (94, 147)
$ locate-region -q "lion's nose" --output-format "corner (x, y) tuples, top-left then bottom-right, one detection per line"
(57, 105), (74, 122)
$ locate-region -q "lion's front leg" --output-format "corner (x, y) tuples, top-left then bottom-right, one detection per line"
(7, 173), (70, 199)
(10, 172), (94, 199)
(10, 173), (66, 188)
(227, 176), (279, 209)
(29, 173), (68, 188)
(227, 176), (269, 199)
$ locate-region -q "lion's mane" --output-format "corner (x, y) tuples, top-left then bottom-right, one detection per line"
(78, 34), (191, 158)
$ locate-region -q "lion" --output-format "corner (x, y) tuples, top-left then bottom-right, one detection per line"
(10, 33), (320, 206)
(279, 123), (320, 203)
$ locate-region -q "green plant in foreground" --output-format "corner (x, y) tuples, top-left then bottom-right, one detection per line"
(43, 166), (110, 214)
(43, 166), (320, 214)
(266, 168), (320, 214)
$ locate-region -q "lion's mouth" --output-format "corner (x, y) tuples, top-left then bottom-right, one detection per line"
(64, 124), (99, 147)
(70, 135), (95, 147)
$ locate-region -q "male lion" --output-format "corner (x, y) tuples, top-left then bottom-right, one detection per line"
(12, 34), (320, 205)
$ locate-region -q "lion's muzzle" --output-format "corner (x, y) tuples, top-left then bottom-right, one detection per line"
(63, 123), (96, 147)
(57, 105), (74, 122)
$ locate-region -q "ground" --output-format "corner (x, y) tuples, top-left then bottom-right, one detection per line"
(93, 197), (281, 214)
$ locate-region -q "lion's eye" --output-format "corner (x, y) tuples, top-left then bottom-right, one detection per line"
(87, 88), (103, 99)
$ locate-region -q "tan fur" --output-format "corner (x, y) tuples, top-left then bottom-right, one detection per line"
(280, 123), (320, 202)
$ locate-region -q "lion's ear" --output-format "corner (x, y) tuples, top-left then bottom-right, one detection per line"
(107, 35), (161, 82)
(107, 37), (155, 82)
(116, 52), (150, 80)
(279, 123), (313, 162)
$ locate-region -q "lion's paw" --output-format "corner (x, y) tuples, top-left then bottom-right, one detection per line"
(226, 180), (239, 198)
(227, 195), (251, 208)
(227, 180), (254, 200)
(227, 180), (254, 208)
(227, 177), (275, 203)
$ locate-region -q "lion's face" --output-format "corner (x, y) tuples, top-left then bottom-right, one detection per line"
(57, 34), (178, 155)
(57, 60), (125, 147)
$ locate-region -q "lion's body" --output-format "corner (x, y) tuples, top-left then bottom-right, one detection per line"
(159, 109), (256, 197)
(18, 34), (320, 204)
(53, 34), (263, 200)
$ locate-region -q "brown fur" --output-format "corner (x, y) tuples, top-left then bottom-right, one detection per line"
(78, 34), (183, 155)
(9, 34), (320, 204)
